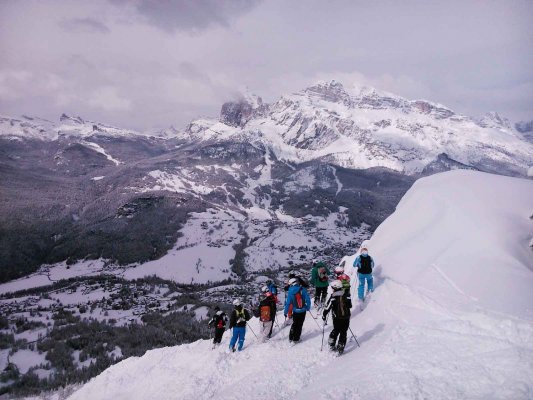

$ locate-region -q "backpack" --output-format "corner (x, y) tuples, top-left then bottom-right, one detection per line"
(294, 288), (306, 309)
(359, 256), (373, 274)
(260, 305), (271, 322)
(334, 295), (350, 319)
(318, 267), (328, 282)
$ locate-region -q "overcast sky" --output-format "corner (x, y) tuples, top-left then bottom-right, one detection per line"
(0, 0), (532, 131)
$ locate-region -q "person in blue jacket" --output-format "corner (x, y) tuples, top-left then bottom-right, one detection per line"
(284, 277), (311, 343)
(353, 246), (375, 302)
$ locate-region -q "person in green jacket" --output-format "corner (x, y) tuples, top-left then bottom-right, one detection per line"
(310, 259), (330, 307)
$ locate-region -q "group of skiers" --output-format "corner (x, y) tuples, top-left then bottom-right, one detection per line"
(207, 246), (375, 354)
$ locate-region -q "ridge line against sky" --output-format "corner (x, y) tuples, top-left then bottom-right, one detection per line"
(0, 0), (532, 131)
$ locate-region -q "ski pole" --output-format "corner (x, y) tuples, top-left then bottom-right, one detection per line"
(308, 311), (321, 329)
(246, 322), (258, 339)
(320, 313), (329, 351)
(348, 326), (360, 347)
(274, 314), (285, 339)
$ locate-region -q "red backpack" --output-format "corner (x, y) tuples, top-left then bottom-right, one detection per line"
(260, 305), (271, 322)
(294, 288), (306, 309)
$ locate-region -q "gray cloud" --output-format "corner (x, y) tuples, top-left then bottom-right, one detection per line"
(59, 17), (111, 34)
(116, 0), (261, 33)
(0, 0), (531, 130)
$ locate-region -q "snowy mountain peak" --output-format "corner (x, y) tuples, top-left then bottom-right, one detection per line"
(476, 111), (512, 129)
(59, 113), (85, 125)
(220, 92), (268, 128)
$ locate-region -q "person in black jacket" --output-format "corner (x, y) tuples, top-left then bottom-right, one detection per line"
(228, 299), (252, 352)
(322, 280), (352, 354)
(257, 287), (277, 341)
(207, 306), (228, 347)
(283, 270), (310, 292)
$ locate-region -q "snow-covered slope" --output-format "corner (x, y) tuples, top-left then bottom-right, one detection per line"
(0, 114), (142, 141)
(181, 81), (533, 176)
(68, 171), (533, 400)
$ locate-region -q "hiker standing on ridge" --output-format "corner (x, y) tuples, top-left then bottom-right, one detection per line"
(207, 306), (228, 347)
(310, 259), (330, 307)
(257, 286), (277, 341)
(228, 299), (251, 352)
(284, 277), (311, 343)
(353, 246), (375, 303)
(322, 280), (352, 354)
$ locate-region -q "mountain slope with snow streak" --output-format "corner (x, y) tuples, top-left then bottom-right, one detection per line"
(68, 171), (533, 400)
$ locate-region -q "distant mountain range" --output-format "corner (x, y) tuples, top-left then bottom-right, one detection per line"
(0, 81), (531, 283)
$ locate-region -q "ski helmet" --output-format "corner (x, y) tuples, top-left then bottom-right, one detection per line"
(330, 280), (343, 290)
(214, 306), (220, 311)
(334, 266), (344, 274)
(288, 277), (299, 286)
(233, 299), (242, 306)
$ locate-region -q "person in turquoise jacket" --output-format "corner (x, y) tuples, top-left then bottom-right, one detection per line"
(284, 278), (311, 343)
(353, 246), (375, 302)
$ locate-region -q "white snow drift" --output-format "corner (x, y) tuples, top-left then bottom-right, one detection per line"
(68, 171), (533, 400)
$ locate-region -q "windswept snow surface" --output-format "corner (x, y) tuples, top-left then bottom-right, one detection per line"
(69, 171), (533, 400)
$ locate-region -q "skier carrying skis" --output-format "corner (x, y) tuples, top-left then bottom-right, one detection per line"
(310, 260), (330, 307)
(258, 286), (277, 341)
(353, 246), (375, 303)
(334, 265), (351, 295)
(228, 299), (251, 352)
(207, 306), (228, 347)
(322, 280), (352, 354)
(284, 277), (311, 343)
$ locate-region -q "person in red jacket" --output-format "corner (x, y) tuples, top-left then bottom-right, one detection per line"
(257, 287), (277, 341)
(334, 265), (351, 295)
(207, 306), (228, 347)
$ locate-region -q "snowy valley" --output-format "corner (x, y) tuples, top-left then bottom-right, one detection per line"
(65, 170), (533, 400)
(0, 82), (532, 398)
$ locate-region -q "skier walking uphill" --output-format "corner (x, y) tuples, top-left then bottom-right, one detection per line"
(353, 246), (375, 302)
(228, 299), (251, 352)
(284, 278), (311, 343)
(257, 287), (277, 341)
(322, 280), (352, 354)
(207, 306), (228, 346)
(310, 260), (330, 307)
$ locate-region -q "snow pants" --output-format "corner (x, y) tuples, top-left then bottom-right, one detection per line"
(328, 318), (349, 349)
(358, 273), (374, 300)
(314, 286), (328, 305)
(229, 327), (246, 351)
(213, 327), (224, 344)
(289, 312), (306, 342)
(260, 321), (273, 341)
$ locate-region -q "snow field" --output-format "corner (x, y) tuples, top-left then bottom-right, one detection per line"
(69, 171), (533, 399)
